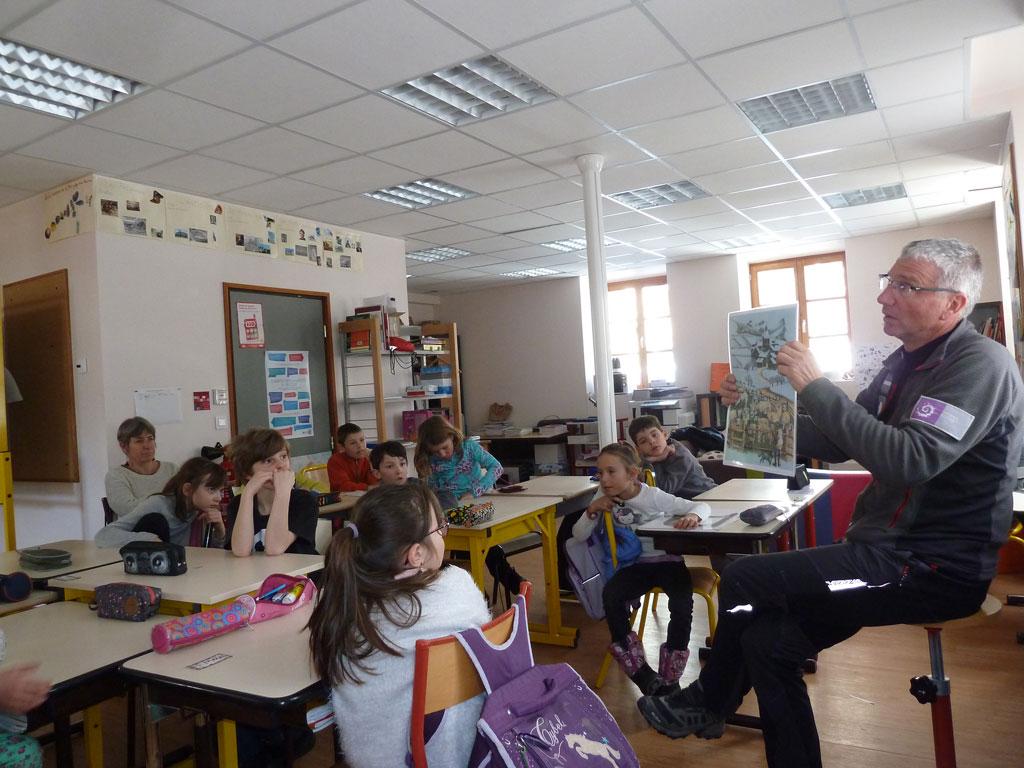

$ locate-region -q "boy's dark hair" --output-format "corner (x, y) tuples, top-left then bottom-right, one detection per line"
(337, 422), (364, 444)
(226, 428), (288, 481)
(117, 416), (156, 446)
(369, 440), (406, 470)
(628, 414), (664, 443)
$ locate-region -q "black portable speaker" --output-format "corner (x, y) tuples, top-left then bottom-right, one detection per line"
(788, 463), (810, 491)
(119, 541), (187, 576)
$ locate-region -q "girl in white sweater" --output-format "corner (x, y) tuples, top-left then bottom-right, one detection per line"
(308, 484), (490, 768)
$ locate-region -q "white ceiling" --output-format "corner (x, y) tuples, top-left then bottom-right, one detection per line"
(1, 0), (1021, 293)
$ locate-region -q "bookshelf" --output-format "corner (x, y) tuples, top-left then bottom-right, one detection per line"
(967, 301), (1005, 343)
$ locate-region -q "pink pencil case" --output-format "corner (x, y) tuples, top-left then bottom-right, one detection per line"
(250, 573), (317, 624)
(151, 595), (255, 653)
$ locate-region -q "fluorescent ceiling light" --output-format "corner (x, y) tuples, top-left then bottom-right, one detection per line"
(609, 181), (709, 210)
(823, 183), (907, 208)
(709, 233), (780, 249)
(542, 237), (615, 252)
(365, 178), (476, 210)
(407, 246), (469, 262)
(382, 55), (555, 126)
(739, 73), (875, 134)
(0, 37), (143, 119)
(501, 267), (562, 278)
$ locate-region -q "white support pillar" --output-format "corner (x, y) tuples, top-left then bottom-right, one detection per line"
(577, 153), (615, 447)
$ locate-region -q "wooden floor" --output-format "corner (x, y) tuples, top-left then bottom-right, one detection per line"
(43, 551), (1024, 767)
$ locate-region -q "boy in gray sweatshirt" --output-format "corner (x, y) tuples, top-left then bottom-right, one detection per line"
(629, 415), (716, 499)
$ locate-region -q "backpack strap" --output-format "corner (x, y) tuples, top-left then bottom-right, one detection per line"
(455, 594), (534, 693)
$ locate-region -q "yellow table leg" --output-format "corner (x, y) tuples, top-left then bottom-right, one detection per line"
(83, 705), (104, 768)
(216, 719), (238, 768)
(527, 506), (579, 648)
(1, 452), (14, 551)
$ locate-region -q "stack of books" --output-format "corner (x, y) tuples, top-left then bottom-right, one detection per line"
(481, 421), (515, 437)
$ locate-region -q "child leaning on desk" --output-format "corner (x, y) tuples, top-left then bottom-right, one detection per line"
(224, 428), (318, 556)
(0, 641), (50, 768)
(308, 484), (490, 768)
(572, 443), (710, 696)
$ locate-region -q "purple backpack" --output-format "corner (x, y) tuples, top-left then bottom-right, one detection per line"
(456, 594), (639, 768)
(564, 532), (609, 620)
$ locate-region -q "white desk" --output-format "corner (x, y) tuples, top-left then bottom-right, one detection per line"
(0, 601), (163, 767)
(445, 495), (578, 647)
(318, 491), (363, 517)
(122, 605), (322, 768)
(696, 477), (832, 503)
(1, 539), (123, 581)
(57, 547), (323, 610)
(487, 474), (599, 501)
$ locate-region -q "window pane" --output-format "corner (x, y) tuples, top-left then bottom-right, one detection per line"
(641, 283), (669, 317)
(809, 335), (852, 377)
(804, 261), (846, 300)
(608, 288), (636, 320)
(609, 315), (640, 353)
(617, 353), (641, 390)
(755, 267), (797, 306)
(806, 298), (849, 336)
(645, 351), (676, 385)
(643, 316), (674, 352)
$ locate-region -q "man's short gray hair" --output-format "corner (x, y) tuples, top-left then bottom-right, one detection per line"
(899, 238), (983, 317)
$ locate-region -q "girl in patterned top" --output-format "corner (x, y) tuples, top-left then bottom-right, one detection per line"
(414, 416), (502, 502)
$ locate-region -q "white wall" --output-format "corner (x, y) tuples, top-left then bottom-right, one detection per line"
(1, 185), (407, 545)
(438, 277), (592, 429)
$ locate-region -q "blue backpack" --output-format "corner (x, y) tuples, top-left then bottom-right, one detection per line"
(457, 593), (639, 767)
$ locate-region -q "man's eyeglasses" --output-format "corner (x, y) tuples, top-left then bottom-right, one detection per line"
(879, 273), (959, 296)
(427, 519), (449, 539)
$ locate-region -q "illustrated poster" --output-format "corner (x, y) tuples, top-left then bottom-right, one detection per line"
(42, 175), (94, 242)
(165, 192), (223, 249)
(236, 302), (265, 349)
(724, 304), (798, 476)
(265, 351), (314, 439)
(277, 215), (318, 265)
(95, 176), (166, 239)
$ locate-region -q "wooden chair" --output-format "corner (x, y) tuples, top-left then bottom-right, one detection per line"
(409, 581), (532, 768)
(595, 469), (720, 689)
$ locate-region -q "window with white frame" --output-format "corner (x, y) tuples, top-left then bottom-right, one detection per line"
(607, 276), (675, 389)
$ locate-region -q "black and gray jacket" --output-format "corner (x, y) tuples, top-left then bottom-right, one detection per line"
(797, 320), (1024, 583)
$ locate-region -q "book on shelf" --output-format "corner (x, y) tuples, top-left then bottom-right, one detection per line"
(353, 304), (389, 345)
(344, 312), (373, 350)
(709, 362), (730, 392)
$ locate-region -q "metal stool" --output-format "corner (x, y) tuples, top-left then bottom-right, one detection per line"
(909, 594), (1001, 768)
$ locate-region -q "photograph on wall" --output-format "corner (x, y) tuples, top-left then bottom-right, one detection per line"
(724, 304), (798, 476)
(265, 351), (314, 439)
(277, 215), (318, 264)
(224, 204), (276, 258)
(165, 191), (223, 250)
(94, 176), (166, 239)
(43, 175), (94, 242)
(236, 302), (265, 349)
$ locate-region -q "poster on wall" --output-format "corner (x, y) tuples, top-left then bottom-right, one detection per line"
(277, 215), (319, 265)
(265, 351), (314, 439)
(134, 387), (182, 425)
(42, 175), (94, 242)
(724, 304), (798, 476)
(165, 192), (223, 249)
(94, 176), (167, 239)
(225, 203), (277, 259)
(236, 302), (265, 349)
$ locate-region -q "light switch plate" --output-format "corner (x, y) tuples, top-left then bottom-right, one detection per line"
(215, 416), (228, 430)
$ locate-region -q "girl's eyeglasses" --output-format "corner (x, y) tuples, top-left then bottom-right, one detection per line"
(426, 519), (449, 539)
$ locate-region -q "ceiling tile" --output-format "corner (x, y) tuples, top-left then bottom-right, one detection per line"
(369, 131), (508, 176)
(691, 222), (768, 241)
(0, 154), (90, 191)
(673, 210), (752, 232)
(761, 211), (836, 230)
(0, 104), (67, 153)
(831, 197), (913, 220)
(743, 197), (825, 219)
(845, 0), (912, 13)
(882, 93), (967, 138)
(352, 211), (450, 237)
(599, 160), (684, 194)
(414, 223), (495, 246)
(648, 197), (731, 221)
(898, 145), (1001, 179)
(200, 128), (351, 175)
(891, 116), (1008, 161)
(602, 210), (659, 230)
(694, 162), (797, 195)
(126, 154), (273, 195)
(500, 7), (684, 95)
(699, 21), (863, 101)
(608, 222), (683, 242)
(766, 111), (890, 158)
(624, 106), (754, 156)
(805, 164), (903, 194)
(457, 234), (533, 253)
(426, 196), (524, 223)
(866, 49), (963, 108)
(523, 252), (586, 268)
(9, 0), (250, 84)
(662, 138), (778, 178)
(270, 0), (482, 89)
(168, 48), (361, 124)
(489, 244), (557, 260)
(852, 0), (1023, 68)
(470, 211), (560, 234)
(285, 94), (444, 154)
(224, 176), (340, 211)
(903, 172), (967, 196)
(914, 201), (986, 222)
(292, 195), (398, 225)
(522, 133), (648, 176)
(0, 185), (35, 206)
(725, 181), (810, 208)
(534, 200), (585, 223)
(909, 188), (965, 208)
(638, 233), (701, 249)
(647, 0), (844, 58)
(443, 253), (504, 268)
(492, 179), (583, 208)
(569, 64), (723, 130)
(418, 0), (628, 49)
(0, 1), (51, 31)
(511, 223), (586, 244)
(436, 158), (559, 195)
(86, 91), (264, 150)
(790, 140), (897, 177)
(843, 211), (918, 231)
(18, 124), (182, 175)
(291, 156), (414, 194)
(407, 261), (462, 276)
(461, 100), (606, 155)
(165, 0), (344, 40)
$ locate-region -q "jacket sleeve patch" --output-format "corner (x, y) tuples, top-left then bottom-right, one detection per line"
(909, 396), (974, 440)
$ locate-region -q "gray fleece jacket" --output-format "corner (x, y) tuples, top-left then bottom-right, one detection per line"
(796, 320), (1024, 582)
(648, 438), (717, 499)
